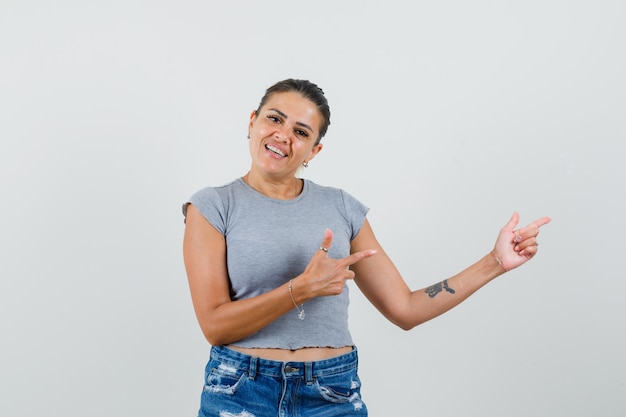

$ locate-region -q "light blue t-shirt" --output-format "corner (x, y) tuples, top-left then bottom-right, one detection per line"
(183, 178), (369, 349)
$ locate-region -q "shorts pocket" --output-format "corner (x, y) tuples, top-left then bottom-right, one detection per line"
(314, 370), (362, 404)
(203, 361), (247, 395)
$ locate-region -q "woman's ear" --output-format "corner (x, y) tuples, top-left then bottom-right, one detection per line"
(248, 110), (257, 136)
(306, 143), (323, 163)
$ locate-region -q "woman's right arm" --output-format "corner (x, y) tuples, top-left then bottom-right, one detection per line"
(183, 204), (304, 345)
(183, 204), (377, 345)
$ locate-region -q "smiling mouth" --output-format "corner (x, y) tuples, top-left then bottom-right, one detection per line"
(265, 144), (286, 157)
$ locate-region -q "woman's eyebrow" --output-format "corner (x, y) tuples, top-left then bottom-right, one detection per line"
(268, 108), (287, 119)
(267, 108), (314, 132)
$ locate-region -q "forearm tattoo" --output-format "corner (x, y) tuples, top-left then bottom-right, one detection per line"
(425, 279), (456, 298)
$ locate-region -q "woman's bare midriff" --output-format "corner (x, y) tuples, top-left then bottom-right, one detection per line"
(228, 345), (353, 362)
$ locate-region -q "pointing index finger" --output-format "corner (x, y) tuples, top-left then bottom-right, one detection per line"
(526, 216), (552, 229)
(342, 249), (378, 267)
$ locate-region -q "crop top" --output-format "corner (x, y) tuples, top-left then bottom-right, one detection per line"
(182, 178), (369, 349)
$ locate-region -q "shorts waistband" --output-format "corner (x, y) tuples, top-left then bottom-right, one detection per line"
(210, 345), (359, 382)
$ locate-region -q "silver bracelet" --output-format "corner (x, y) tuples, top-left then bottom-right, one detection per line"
(288, 279), (305, 320)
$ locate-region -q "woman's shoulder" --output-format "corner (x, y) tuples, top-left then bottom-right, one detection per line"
(183, 178), (244, 217)
(189, 178), (243, 199)
(304, 179), (361, 201)
(303, 178), (344, 195)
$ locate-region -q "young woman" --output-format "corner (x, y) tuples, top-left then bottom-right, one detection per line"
(182, 79), (550, 416)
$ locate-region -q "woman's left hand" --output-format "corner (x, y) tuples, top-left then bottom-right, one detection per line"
(491, 212), (551, 272)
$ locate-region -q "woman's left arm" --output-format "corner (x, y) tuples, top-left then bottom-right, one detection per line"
(350, 212), (550, 330)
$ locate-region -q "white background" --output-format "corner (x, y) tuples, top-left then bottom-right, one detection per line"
(1, 1), (624, 416)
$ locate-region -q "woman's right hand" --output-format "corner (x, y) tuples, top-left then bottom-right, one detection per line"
(296, 229), (377, 301)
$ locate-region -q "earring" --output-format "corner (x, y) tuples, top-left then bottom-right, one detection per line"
(302, 161), (309, 168)
(246, 134), (250, 140)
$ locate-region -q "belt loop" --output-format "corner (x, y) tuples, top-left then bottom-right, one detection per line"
(248, 356), (258, 380)
(305, 361), (313, 384)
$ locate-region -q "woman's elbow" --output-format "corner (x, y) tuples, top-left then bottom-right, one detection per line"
(200, 322), (231, 346)
(396, 320), (419, 331)
(389, 314), (425, 331)
(203, 332), (223, 346)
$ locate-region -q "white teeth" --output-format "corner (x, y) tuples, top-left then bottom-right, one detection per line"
(266, 144), (286, 157)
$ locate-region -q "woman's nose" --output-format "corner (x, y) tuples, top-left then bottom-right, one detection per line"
(274, 125), (290, 142)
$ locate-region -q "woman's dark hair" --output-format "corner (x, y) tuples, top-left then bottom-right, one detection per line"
(256, 79), (331, 144)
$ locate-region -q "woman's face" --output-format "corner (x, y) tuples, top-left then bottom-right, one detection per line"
(248, 91), (323, 178)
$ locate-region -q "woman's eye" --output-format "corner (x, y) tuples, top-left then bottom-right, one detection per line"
(267, 115), (280, 123)
(295, 129), (309, 138)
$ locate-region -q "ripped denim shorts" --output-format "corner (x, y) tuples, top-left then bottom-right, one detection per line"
(197, 345), (368, 417)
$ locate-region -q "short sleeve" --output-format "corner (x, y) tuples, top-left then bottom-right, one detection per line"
(181, 187), (227, 235)
(339, 189), (369, 240)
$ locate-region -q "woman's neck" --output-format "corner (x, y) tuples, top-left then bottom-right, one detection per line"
(242, 171), (303, 200)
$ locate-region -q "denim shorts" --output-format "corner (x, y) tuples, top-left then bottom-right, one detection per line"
(198, 345), (368, 417)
